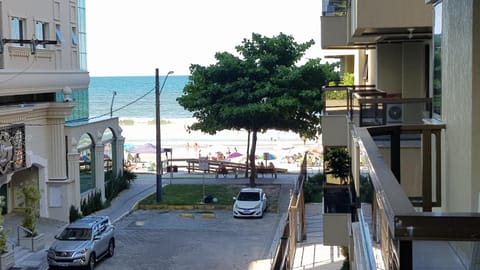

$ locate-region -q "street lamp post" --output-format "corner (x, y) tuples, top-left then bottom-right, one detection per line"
(156, 69), (174, 202)
(110, 91), (117, 117)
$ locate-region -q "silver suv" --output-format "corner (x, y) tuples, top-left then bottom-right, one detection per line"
(47, 216), (115, 270)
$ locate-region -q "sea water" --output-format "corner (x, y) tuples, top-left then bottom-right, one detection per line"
(89, 75), (312, 154)
(89, 75), (191, 120)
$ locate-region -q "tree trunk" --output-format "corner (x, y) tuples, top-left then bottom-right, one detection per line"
(249, 130), (258, 187)
(245, 130), (251, 178)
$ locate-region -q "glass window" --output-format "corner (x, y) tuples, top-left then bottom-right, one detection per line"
(10, 17), (24, 44)
(72, 27), (79, 45)
(432, 2), (442, 116)
(35, 21), (47, 48)
(55, 24), (64, 43)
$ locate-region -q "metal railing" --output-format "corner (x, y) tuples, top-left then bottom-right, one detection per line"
(270, 152), (308, 270)
(352, 209), (376, 270)
(17, 225), (35, 251)
(356, 125), (480, 269)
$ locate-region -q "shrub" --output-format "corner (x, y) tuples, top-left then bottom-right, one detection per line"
(69, 205), (83, 223)
(303, 173), (324, 203)
(0, 196), (7, 253)
(360, 174), (373, 203)
(19, 182), (41, 237)
(81, 190), (104, 216)
(119, 119), (134, 125)
(340, 246), (350, 270)
(105, 170), (136, 202)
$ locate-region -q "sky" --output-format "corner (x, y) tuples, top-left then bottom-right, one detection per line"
(86, 0), (324, 76)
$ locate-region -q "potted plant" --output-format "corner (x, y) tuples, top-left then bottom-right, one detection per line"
(18, 182), (45, 251)
(0, 196), (14, 270)
(325, 148), (351, 184)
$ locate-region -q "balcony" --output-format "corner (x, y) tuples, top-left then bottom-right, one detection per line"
(322, 85), (431, 128)
(350, 0), (432, 45)
(321, 85), (480, 268)
(321, 0), (433, 49)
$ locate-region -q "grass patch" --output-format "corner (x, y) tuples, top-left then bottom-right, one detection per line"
(140, 184), (241, 206)
(138, 184), (281, 212)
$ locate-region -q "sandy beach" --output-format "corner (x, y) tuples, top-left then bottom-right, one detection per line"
(121, 118), (322, 171)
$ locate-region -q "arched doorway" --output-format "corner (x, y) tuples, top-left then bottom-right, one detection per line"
(102, 128), (116, 176)
(78, 133), (94, 193)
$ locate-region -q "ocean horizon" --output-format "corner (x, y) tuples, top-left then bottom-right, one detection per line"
(90, 75), (316, 152)
(89, 75), (191, 120)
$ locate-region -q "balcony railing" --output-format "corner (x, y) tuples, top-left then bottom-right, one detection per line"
(322, 85), (432, 128)
(353, 125), (480, 269)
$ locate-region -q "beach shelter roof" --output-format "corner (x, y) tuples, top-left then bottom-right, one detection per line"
(227, 152), (242, 159)
(127, 143), (173, 154)
(129, 143), (156, 154)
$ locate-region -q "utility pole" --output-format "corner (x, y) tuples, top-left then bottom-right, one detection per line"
(155, 69), (174, 202)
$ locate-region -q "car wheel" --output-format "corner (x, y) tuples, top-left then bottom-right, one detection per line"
(86, 253), (95, 270)
(107, 239), (115, 257)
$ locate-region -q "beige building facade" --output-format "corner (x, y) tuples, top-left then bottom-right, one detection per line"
(0, 0), (123, 222)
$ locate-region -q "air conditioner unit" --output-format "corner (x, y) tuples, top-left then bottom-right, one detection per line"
(386, 103), (403, 124)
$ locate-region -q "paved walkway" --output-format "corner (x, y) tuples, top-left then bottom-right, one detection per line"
(292, 203), (345, 270)
(3, 172), (296, 270)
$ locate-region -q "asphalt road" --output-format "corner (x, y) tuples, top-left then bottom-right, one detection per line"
(93, 209), (283, 270)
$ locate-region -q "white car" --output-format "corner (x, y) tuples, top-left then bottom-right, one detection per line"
(233, 188), (267, 218)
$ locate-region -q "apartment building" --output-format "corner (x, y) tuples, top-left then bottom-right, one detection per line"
(320, 0), (479, 269)
(0, 0), (123, 222)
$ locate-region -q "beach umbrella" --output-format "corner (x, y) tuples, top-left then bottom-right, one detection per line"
(124, 144), (134, 151)
(227, 152), (242, 159)
(256, 153), (277, 160)
(309, 145), (323, 154)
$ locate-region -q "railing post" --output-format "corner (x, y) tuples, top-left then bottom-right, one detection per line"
(391, 126), (401, 182)
(422, 128), (432, 212)
(399, 240), (412, 270)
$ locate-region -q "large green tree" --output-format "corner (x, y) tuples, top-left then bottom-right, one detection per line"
(177, 32), (338, 186)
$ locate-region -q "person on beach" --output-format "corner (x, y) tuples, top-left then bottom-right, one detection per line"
(268, 162), (275, 169)
(217, 163), (228, 177)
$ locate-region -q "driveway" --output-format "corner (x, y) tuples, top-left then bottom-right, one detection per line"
(94, 209), (283, 270)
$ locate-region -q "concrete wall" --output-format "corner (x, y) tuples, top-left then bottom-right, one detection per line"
(379, 147), (422, 197)
(376, 42), (428, 98)
(377, 43), (403, 94)
(322, 115), (349, 147)
(442, 0), (479, 213)
(353, 0), (432, 32)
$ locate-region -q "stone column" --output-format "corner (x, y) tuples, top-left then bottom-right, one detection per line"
(67, 142), (81, 210)
(94, 142), (106, 202)
(116, 136), (126, 176)
(47, 118), (67, 179)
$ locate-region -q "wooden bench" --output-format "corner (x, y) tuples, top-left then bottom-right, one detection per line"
(215, 167), (239, 178)
(256, 168), (277, 179)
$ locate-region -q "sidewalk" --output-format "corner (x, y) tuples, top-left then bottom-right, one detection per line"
(4, 172), (296, 270)
(292, 203), (345, 270)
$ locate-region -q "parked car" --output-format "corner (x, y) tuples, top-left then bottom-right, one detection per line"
(47, 216), (115, 270)
(233, 188), (267, 218)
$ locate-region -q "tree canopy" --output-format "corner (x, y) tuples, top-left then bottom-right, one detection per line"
(177, 32), (339, 185)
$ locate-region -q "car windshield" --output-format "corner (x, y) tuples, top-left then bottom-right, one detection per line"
(237, 191), (260, 201)
(58, 228), (92, 241)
